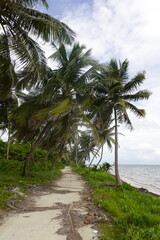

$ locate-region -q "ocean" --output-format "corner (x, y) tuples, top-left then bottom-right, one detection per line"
(111, 165), (160, 195)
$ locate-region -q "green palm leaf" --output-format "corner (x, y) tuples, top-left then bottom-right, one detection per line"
(0, 34), (17, 99)
(122, 90), (152, 101)
(125, 101), (146, 118)
(124, 72), (145, 93)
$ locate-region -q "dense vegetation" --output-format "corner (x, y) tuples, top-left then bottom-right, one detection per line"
(73, 164), (160, 240)
(0, 140), (63, 209)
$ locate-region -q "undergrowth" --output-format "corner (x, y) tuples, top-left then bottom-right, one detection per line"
(0, 140), (63, 210)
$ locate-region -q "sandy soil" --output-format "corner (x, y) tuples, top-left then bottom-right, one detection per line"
(0, 167), (99, 240)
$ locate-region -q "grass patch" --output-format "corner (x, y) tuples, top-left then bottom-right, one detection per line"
(0, 140), (64, 210)
(73, 164), (160, 240)
(0, 160), (63, 209)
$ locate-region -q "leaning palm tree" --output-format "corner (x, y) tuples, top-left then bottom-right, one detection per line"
(93, 59), (151, 184)
(0, 0), (75, 99)
(75, 131), (96, 164)
(95, 123), (114, 167)
(13, 43), (96, 175)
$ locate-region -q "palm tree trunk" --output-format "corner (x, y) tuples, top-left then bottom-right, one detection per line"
(30, 142), (35, 164)
(114, 107), (122, 185)
(89, 147), (100, 168)
(88, 152), (90, 162)
(96, 145), (104, 167)
(22, 123), (51, 176)
(22, 149), (34, 177)
(6, 124), (11, 160)
(75, 133), (78, 165)
(42, 151), (50, 168)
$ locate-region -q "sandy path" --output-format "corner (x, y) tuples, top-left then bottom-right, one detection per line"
(0, 167), (98, 240)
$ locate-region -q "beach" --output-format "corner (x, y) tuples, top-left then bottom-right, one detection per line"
(111, 165), (160, 196)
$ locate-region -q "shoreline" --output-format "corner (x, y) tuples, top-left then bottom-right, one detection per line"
(121, 176), (160, 197)
(109, 172), (160, 197)
(121, 177), (160, 197)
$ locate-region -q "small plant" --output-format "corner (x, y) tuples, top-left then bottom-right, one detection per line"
(99, 162), (112, 172)
(91, 165), (99, 171)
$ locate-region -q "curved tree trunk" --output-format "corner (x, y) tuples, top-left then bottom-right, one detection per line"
(6, 123), (11, 160)
(114, 107), (122, 185)
(22, 123), (51, 176)
(42, 151), (50, 168)
(75, 132), (78, 165)
(96, 145), (104, 167)
(89, 147), (100, 168)
(88, 152), (90, 163)
(22, 149), (34, 177)
(6, 136), (11, 160)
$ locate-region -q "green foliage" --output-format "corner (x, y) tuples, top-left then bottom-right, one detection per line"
(0, 140), (63, 209)
(73, 164), (160, 240)
(99, 162), (112, 172)
(0, 0), (75, 99)
(91, 165), (99, 172)
(0, 158), (22, 173)
(0, 140), (30, 161)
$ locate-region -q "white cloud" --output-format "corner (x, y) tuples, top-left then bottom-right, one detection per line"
(55, 0), (160, 165)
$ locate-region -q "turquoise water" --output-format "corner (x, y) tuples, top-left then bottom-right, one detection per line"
(112, 165), (160, 195)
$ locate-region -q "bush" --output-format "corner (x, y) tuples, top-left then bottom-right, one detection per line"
(99, 162), (112, 172)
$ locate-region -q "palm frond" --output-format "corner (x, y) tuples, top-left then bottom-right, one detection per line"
(13, 6), (75, 44)
(17, 0), (49, 8)
(0, 34), (17, 99)
(115, 100), (133, 129)
(123, 90), (152, 102)
(34, 98), (75, 121)
(125, 101), (146, 118)
(119, 59), (129, 83)
(124, 72), (145, 93)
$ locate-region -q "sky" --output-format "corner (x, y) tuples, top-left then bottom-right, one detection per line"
(2, 0), (158, 165)
(37, 0), (160, 165)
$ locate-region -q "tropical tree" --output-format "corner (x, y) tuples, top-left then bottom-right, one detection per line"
(93, 59), (151, 184)
(76, 131), (96, 164)
(95, 123), (114, 167)
(13, 43), (96, 175)
(0, 0), (75, 99)
(87, 113), (114, 168)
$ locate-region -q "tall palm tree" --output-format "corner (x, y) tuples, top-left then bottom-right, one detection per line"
(75, 131), (96, 164)
(95, 123), (114, 167)
(93, 59), (151, 184)
(13, 43), (96, 175)
(87, 83), (115, 168)
(0, 0), (75, 99)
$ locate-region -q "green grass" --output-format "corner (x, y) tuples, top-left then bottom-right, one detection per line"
(0, 159), (63, 209)
(73, 164), (160, 240)
(0, 140), (64, 210)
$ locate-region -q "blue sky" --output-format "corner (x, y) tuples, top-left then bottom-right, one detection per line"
(38, 1), (160, 165)
(40, 0), (93, 17)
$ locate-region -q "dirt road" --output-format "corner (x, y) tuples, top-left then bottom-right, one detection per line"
(0, 167), (99, 240)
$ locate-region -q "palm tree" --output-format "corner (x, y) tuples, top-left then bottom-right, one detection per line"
(75, 131), (96, 164)
(95, 123), (114, 167)
(13, 43), (96, 175)
(0, 93), (19, 158)
(87, 83), (115, 168)
(89, 110), (114, 168)
(0, 0), (75, 99)
(93, 59), (151, 184)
